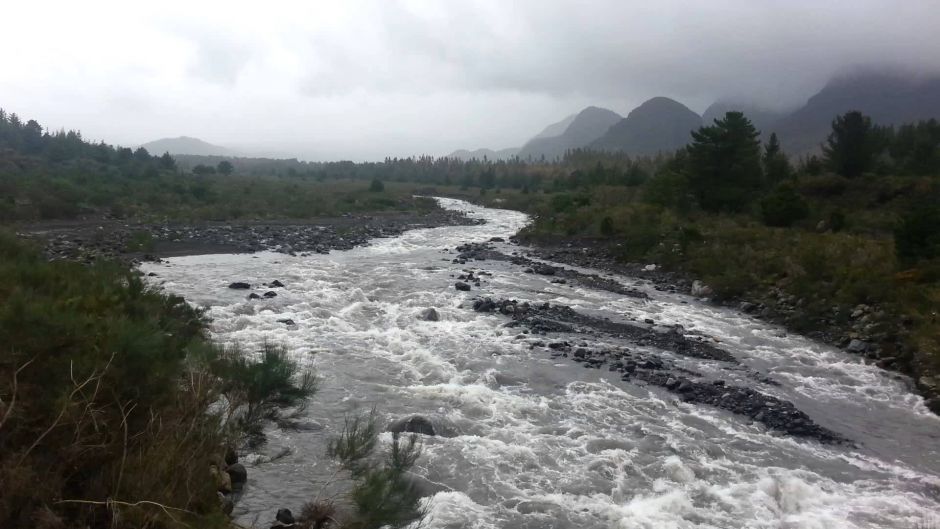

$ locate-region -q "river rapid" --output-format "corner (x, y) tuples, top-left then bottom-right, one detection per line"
(142, 198), (940, 529)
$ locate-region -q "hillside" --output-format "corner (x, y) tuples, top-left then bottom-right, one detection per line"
(590, 97), (702, 155)
(141, 136), (230, 156)
(518, 106), (622, 160)
(447, 147), (521, 161)
(775, 72), (940, 154)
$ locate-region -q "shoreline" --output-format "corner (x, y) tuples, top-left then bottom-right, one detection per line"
(16, 207), (482, 262)
(513, 235), (940, 415)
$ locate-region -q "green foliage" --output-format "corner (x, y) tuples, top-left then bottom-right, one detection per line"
(212, 343), (316, 445)
(823, 111), (882, 177)
(762, 132), (792, 184)
(686, 111), (765, 212)
(325, 410), (424, 529)
(0, 233), (228, 528)
(369, 178), (385, 192)
(216, 160), (234, 175)
(895, 201), (940, 266)
(760, 184), (810, 227)
(599, 215), (615, 236)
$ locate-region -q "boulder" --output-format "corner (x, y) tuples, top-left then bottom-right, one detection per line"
(263, 291), (278, 298)
(455, 282), (471, 291)
(420, 308), (440, 321)
(276, 318), (295, 325)
(247, 293), (261, 300)
(691, 280), (712, 297)
(269, 280), (285, 287)
(846, 339), (868, 354)
(228, 282), (251, 289)
(275, 508), (295, 526)
(388, 415), (435, 436)
(227, 463), (247, 491)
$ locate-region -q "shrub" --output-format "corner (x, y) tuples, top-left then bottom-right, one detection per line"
(369, 179), (385, 192)
(760, 185), (810, 227)
(895, 202), (940, 265)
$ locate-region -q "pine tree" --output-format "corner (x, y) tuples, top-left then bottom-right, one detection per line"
(822, 111), (879, 178)
(762, 132), (792, 184)
(686, 111), (764, 212)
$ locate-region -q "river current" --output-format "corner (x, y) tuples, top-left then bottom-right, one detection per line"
(142, 198), (940, 529)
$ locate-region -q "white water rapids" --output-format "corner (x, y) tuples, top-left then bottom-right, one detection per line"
(142, 198), (940, 528)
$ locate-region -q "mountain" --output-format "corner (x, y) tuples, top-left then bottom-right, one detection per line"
(447, 147), (521, 161)
(702, 101), (785, 140)
(140, 136), (230, 156)
(518, 106), (622, 160)
(590, 97), (702, 155)
(774, 72), (940, 154)
(531, 113), (578, 140)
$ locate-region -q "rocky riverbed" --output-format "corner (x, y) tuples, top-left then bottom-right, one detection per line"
(17, 207), (481, 263)
(516, 237), (940, 415)
(447, 242), (849, 444)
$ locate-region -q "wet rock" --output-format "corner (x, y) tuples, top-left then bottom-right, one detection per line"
(691, 280), (713, 297)
(388, 415), (436, 436)
(247, 293), (261, 300)
(226, 463), (247, 491)
(420, 308), (441, 321)
(276, 318), (295, 325)
(269, 280), (285, 287)
(455, 282), (471, 291)
(263, 291), (278, 298)
(846, 339), (868, 354)
(228, 282), (251, 289)
(274, 508), (295, 526)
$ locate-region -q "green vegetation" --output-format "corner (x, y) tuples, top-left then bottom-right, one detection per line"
(0, 234), (425, 528)
(510, 111), (940, 409)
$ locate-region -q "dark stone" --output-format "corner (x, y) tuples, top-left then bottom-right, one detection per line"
(846, 339), (868, 354)
(147, 272), (157, 277)
(263, 291), (278, 298)
(420, 308), (441, 321)
(388, 415), (436, 436)
(276, 508), (295, 524)
(227, 463), (247, 489)
(455, 282), (471, 291)
(247, 293), (261, 300)
(229, 282), (251, 289)
(276, 318), (295, 325)
(270, 280), (285, 287)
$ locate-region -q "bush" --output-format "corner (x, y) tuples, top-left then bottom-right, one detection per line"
(369, 179), (385, 192)
(0, 233), (228, 528)
(895, 202), (940, 266)
(760, 185), (810, 227)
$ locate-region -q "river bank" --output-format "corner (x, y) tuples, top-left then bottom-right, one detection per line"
(512, 234), (940, 415)
(15, 206), (480, 262)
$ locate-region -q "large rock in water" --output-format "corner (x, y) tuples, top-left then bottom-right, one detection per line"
(228, 282), (251, 289)
(226, 463), (247, 491)
(455, 282), (471, 291)
(388, 415), (436, 436)
(420, 308), (441, 321)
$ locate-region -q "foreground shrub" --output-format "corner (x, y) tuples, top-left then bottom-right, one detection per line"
(0, 232), (228, 528)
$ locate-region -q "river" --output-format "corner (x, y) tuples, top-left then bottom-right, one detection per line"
(141, 198), (940, 529)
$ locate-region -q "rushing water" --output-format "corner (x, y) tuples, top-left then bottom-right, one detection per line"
(142, 198), (940, 529)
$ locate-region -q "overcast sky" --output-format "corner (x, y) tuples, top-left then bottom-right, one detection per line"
(2, 0), (939, 161)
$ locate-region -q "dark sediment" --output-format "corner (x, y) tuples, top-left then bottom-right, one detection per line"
(453, 241), (648, 298)
(18, 208), (481, 263)
(469, 295), (849, 444)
